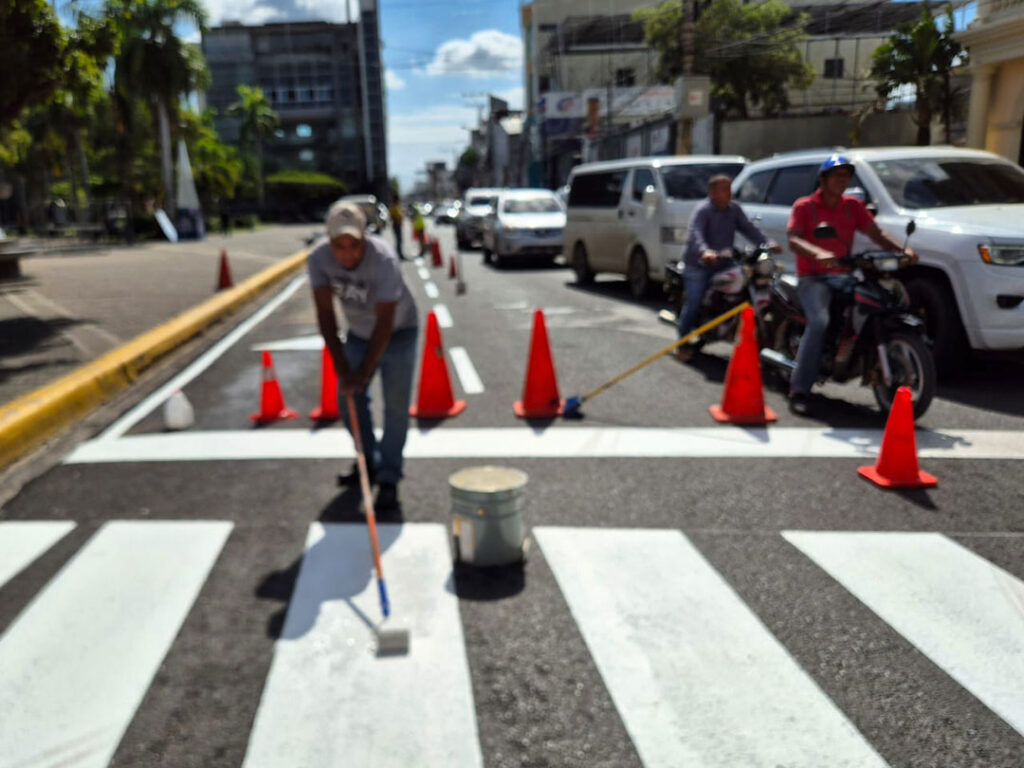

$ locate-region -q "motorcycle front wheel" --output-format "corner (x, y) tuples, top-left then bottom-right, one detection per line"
(871, 331), (936, 419)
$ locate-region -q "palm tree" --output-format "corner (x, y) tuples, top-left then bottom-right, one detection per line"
(107, 0), (209, 216)
(226, 85), (279, 208)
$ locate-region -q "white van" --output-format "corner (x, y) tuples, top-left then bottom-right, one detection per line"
(563, 155), (747, 298)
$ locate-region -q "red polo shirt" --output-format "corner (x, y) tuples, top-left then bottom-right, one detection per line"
(788, 188), (875, 276)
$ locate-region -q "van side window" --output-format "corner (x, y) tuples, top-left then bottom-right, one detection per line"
(767, 165), (819, 206)
(632, 169), (655, 201)
(736, 170), (774, 203)
(568, 171), (627, 208)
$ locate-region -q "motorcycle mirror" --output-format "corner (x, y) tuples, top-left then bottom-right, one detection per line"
(813, 222), (839, 240)
(905, 220), (916, 237)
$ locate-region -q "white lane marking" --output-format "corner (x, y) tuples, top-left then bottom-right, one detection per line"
(251, 334), (324, 351)
(65, 426), (1024, 464)
(417, 266), (431, 281)
(432, 304), (453, 328)
(784, 531), (1024, 736)
(242, 523), (482, 768)
(99, 274), (308, 440)
(0, 521), (76, 587)
(0, 521), (233, 768)
(424, 281), (439, 299)
(449, 347), (484, 394)
(414, 257), (425, 267)
(535, 528), (886, 767)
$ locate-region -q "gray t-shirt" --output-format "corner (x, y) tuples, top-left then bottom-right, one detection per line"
(307, 234), (418, 339)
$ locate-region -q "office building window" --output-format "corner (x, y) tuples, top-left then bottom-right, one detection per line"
(615, 68), (635, 87)
(823, 58), (844, 79)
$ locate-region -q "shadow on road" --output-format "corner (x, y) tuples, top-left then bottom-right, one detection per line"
(936, 351), (1024, 417)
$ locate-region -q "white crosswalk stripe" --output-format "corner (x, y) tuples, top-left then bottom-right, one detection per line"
(1, 523), (1021, 766)
(0, 520), (232, 768)
(535, 527), (888, 767)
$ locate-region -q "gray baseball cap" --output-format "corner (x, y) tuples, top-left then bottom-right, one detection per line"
(326, 201), (366, 240)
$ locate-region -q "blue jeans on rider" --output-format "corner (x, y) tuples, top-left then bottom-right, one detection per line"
(790, 274), (855, 396)
(340, 327), (418, 484)
(676, 260), (736, 339)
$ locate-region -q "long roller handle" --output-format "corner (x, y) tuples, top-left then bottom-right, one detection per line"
(346, 394), (391, 618)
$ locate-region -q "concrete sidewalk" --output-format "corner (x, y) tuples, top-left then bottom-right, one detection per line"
(0, 223), (321, 468)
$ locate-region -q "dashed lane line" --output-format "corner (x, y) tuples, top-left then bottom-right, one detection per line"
(418, 267), (431, 281)
(0, 521), (76, 588)
(424, 281), (439, 299)
(433, 304), (453, 328)
(64, 426), (1024, 464)
(449, 347), (484, 394)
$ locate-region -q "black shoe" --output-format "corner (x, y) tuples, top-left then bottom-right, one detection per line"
(788, 392), (812, 416)
(337, 461), (375, 487)
(375, 482), (399, 512)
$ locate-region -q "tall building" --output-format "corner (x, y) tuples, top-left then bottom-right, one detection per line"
(203, 3), (387, 198)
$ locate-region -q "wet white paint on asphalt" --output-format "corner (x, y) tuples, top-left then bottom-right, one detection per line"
(250, 334), (325, 351)
(0, 521), (75, 587)
(432, 303), (453, 328)
(784, 531), (1024, 736)
(0, 520), (232, 768)
(242, 523), (482, 768)
(449, 347), (484, 394)
(64, 426), (1024, 464)
(535, 527), (887, 767)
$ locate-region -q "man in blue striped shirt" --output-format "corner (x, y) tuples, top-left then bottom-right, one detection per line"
(675, 174), (779, 360)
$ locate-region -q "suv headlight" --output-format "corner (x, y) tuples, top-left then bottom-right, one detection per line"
(979, 243), (1024, 266)
(661, 226), (686, 244)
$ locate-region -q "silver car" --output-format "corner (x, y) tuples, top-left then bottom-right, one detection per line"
(482, 189), (566, 267)
(456, 187), (502, 249)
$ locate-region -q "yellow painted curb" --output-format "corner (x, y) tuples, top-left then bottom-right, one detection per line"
(0, 249), (309, 470)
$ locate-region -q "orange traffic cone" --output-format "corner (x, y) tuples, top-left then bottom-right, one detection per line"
(709, 307), (777, 425)
(250, 350), (298, 424)
(410, 312), (467, 418)
(216, 249), (234, 290)
(309, 346), (340, 421)
(448, 254), (458, 279)
(858, 386), (937, 488)
(514, 309), (564, 418)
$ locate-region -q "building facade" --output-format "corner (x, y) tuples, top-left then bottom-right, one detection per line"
(958, 0), (1024, 164)
(203, 4), (387, 198)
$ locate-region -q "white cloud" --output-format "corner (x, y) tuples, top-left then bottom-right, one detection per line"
(385, 69), (406, 91)
(425, 30), (523, 78)
(490, 86), (524, 111)
(388, 105), (478, 191)
(200, 0), (358, 26)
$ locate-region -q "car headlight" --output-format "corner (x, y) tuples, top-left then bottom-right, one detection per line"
(979, 243), (1024, 266)
(661, 227), (686, 244)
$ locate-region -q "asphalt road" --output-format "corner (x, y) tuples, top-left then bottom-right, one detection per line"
(1, 223), (1022, 768)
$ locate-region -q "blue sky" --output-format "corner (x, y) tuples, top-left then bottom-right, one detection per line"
(189, 0), (526, 192)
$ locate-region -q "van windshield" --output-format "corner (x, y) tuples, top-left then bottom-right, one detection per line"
(870, 158), (1024, 208)
(503, 196), (562, 213)
(662, 163), (745, 200)
(468, 197), (493, 207)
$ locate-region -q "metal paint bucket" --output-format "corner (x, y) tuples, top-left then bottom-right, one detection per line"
(449, 466), (528, 566)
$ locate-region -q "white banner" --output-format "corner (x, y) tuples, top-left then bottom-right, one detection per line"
(537, 86), (676, 120)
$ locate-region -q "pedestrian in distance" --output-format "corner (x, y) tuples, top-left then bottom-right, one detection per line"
(786, 154), (918, 416)
(308, 201), (420, 512)
(389, 195), (406, 260)
(412, 208), (426, 256)
(675, 174), (780, 361)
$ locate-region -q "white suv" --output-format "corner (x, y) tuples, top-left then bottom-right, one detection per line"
(730, 147), (1024, 373)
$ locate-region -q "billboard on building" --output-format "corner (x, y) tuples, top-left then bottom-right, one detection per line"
(538, 86), (677, 139)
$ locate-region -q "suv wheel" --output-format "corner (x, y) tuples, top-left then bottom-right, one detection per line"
(572, 242), (594, 285)
(628, 248), (650, 299)
(904, 276), (969, 377)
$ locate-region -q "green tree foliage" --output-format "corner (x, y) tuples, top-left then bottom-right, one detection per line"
(265, 169), (346, 220)
(870, 6), (964, 145)
(0, 0), (65, 128)
(179, 109), (243, 213)
(227, 85), (280, 206)
(634, 0), (815, 118)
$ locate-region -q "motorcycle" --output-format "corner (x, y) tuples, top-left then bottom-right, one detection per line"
(660, 244), (781, 349)
(759, 221), (936, 418)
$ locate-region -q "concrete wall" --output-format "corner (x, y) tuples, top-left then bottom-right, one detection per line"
(720, 110), (927, 160)
(984, 57), (1024, 163)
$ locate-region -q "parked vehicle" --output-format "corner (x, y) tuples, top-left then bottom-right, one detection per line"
(760, 221), (936, 418)
(480, 189), (566, 267)
(662, 244), (780, 348)
(563, 155), (748, 299)
(730, 147), (1024, 375)
(337, 194), (387, 233)
(456, 188), (502, 249)
(434, 199), (461, 225)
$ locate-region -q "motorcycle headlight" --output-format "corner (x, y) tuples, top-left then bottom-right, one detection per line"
(979, 243), (1024, 266)
(661, 227), (686, 244)
(874, 256), (900, 272)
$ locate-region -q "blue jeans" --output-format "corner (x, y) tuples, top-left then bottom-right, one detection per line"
(676, 260), (736, 339)
(790, 274), (855, 395)
(340, 327), (418, 484)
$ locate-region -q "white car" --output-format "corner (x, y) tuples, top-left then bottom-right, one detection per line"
(730, 146), (1024, 373)
(456, 187), (503, 249)
(481, 189), (566, 267)
(563, 155), (748, 298)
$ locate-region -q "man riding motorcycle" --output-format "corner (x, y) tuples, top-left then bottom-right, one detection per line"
(675, 174), (780, 361)
(786, 155), (917, 415)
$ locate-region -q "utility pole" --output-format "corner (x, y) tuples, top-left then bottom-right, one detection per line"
(676, 0), (696, 155)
